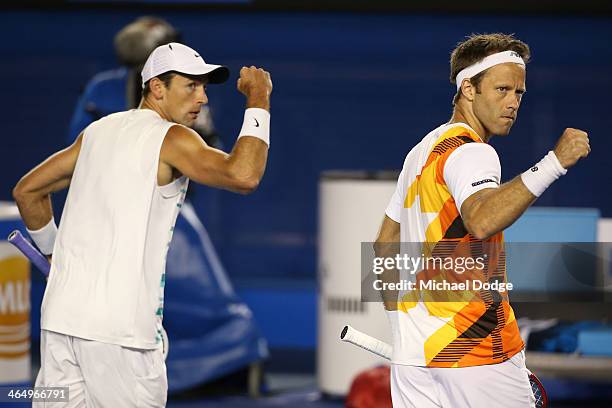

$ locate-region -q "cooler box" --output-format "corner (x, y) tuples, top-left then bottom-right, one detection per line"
(578, 328), (612, 357)
(0, 202), (30, 386)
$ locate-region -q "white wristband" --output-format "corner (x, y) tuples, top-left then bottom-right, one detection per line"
(238, 108), (270, 146)
(27, 217), (58, 255)
(520, 151), (567, 197)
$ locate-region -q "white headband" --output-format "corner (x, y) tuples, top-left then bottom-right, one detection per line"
(455, 50), (525, 90)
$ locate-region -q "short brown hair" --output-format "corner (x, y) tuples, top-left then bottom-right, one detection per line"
(142, 71), (176, 99)
(450, 33), (531, 105)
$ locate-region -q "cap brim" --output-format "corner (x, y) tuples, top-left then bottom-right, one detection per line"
(179, 64), (229, 84)
(205, 65), (230, 84)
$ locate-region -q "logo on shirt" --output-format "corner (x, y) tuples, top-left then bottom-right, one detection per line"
(531, 166), (538, 172)
(471, 178), (496, 187)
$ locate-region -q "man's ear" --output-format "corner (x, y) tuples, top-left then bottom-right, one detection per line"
(149, 77), (166, 99)
(460, 79), (476, 102)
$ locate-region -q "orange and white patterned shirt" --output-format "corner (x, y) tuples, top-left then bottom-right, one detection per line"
(384, 122), (524, 368)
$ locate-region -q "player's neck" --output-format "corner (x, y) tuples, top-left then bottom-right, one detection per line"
(138, 98), (172, 122)
(448, 106), (491, 143)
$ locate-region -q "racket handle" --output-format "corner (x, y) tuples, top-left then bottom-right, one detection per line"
(340, 325), (392, 360)
(8, 230), (51, 276)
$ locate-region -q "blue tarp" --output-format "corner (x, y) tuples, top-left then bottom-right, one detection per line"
(164, 202), (268, 392)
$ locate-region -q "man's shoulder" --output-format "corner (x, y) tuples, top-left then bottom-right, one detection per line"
(93, 109), (131, 124)
(430, 123), (483, 156)
(85, 110), (149, 138)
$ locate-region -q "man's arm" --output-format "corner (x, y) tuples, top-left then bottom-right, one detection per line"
(12, 134), (83, 230)
(160, 126), (268, 194)
(159, 66), (272, 194)
(375, 215), (400, 248)
(461, 128), (590, 239)
(374, 215), (401, 311)
(460, 179), (535, 240)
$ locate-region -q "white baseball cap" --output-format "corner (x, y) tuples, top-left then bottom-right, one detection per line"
(141, 42), (229, 87)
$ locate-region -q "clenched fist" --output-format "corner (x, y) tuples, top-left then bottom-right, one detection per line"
(553, 128), (590, 169)
(237, 66), (273, 111)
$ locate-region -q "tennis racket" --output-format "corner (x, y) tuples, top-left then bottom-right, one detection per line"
(340, 325), (547, 408)
(527, 369), (548, 408)
(7, 230), (170, 360)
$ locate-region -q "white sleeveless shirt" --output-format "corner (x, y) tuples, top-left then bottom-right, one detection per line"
(41, 109), (189, 349)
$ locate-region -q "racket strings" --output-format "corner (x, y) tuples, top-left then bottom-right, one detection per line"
(529, 374), (547, 408)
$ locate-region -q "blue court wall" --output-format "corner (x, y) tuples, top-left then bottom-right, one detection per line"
(1, 10), (610, 288)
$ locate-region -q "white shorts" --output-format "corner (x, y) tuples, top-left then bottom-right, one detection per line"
(391, 351), (536, 408)
(34, 330), (167, 408)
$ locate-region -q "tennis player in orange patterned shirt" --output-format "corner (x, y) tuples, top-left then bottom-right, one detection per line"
(375, 33), (590, 407)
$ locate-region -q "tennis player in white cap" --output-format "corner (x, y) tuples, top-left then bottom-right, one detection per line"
(14, 42), (272, 407)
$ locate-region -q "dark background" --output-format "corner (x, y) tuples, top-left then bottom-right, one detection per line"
(1, 2), (610, 283)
